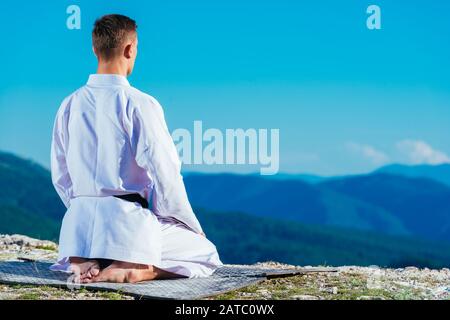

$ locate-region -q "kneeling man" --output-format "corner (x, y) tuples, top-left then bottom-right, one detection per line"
(50, 14), (223, 283)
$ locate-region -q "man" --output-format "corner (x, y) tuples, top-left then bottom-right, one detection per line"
(50, 14), (223, 283)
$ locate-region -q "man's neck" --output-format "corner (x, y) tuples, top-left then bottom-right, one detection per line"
(97, 60), (128, 77)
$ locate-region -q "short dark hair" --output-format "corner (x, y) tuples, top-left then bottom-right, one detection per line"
(92, 14), (137, 60)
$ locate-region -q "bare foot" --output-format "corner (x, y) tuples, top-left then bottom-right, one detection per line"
(82, 260), (183, 284)
(69, 257), (100, 282)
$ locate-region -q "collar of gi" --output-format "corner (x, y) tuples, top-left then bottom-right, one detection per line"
(87, 74), (131, 87)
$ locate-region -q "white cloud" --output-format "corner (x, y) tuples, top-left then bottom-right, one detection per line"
(396, 140), (450, 165)
(346, 142), (390, 165)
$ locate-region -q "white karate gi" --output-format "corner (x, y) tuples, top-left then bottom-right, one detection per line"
(49, 74), (223, 278)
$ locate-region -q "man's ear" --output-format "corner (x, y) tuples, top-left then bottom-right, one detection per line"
(124, 43), (132, 59)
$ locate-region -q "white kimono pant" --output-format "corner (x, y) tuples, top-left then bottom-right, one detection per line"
(50, 196), (223, 278)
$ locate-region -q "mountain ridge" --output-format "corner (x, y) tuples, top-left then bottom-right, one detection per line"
(184, 171), (450, 242)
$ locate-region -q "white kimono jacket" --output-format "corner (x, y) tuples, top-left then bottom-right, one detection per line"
(49, 74), (222, 278)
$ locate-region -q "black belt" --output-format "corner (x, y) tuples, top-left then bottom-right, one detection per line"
(113, 193), (149, 209)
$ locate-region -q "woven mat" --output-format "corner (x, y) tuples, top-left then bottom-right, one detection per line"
(0, 261), (336, 299)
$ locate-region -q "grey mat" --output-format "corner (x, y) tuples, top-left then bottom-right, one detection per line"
(0, 261), (336, 299)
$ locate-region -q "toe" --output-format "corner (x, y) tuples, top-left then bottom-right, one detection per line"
(78, 262), (98, 279)
(80, 272), (92, 280)
(81, 277), (93, 284)
(90, 265), (100, 277)
(89, 271), (108, 283)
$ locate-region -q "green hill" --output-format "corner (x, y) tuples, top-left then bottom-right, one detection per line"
(197, 208), (450, 268)
(0, 150), (64, 241)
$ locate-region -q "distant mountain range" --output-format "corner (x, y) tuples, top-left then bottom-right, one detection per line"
(376, 163), (450, 187)
(184, 169), (450, 242)
(1, 149), (450, 268)
(253, 163), (450, 187)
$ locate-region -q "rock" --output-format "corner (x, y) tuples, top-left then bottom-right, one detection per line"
(404, 266), (419, 272)
(431, 286), (450, 297)
(256, 289), (270, 294)
(291, 295), (319, 300)
(0, 234), (57, 250)
(357, 296), (385, 300)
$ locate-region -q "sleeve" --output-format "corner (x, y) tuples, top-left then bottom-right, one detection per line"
(50, 105), (73, 209)
(128, 96), (203, 234)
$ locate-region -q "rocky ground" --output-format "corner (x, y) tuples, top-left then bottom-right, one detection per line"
(1, 234), (450, 300)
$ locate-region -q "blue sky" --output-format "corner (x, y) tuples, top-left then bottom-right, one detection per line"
(0, 0), (449, 176)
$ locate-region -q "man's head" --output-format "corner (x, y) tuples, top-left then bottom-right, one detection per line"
(92, 14), (138, 76)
